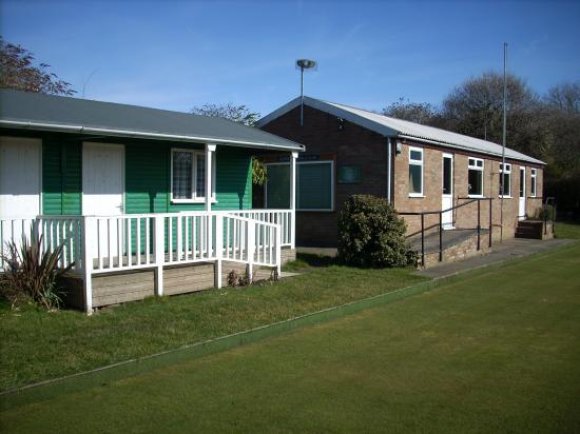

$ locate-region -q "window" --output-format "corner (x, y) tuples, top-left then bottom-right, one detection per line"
(171, 149), (216, 202)
(298, 161), (334, 211)
(499, 163), (512, 197)
(265, 160), (334, 211)
(468, 157), (484, 197)
(530, 168), (537, 197)
(408, 147), (424, 196)
(265, 164), (290, 209)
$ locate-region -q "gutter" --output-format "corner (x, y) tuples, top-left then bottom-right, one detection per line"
(0, 120), (305, 153)
(397, 134), (545, 166)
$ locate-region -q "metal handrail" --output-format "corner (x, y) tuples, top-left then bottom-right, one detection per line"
(398, 197), (494, 267)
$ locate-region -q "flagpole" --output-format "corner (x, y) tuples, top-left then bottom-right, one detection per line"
(500, 42), (507, 242)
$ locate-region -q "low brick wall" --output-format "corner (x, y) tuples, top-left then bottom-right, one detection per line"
(422, 233), (491, 269)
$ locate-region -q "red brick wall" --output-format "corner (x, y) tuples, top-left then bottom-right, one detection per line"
(394, 141), (544, 239)
(262, 105), (389, 247)
(261, 106), (544, 247)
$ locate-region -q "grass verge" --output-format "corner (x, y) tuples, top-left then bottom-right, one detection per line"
(0, 257), (424, 392)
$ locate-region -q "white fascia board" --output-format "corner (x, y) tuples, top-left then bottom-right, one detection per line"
(257, 96), (399, 137)
(397, 134), (545, 166)
(0, 120), (305, 152)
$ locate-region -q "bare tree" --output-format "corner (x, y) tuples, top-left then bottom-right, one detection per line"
(382, 98), (439, 125)
(191, 103), (260, 127)
(544, 82), (580, 114)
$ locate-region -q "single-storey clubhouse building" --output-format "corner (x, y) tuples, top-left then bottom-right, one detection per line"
(258, 96), (546, 248)
(0, 89), (304, 312)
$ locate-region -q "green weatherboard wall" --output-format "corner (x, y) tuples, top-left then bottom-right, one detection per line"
(41, 137), (253, 215)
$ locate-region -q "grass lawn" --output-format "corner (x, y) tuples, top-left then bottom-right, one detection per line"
(0, 258), (425, 391)
(1, 241), (579, 433)
(554, 220), (580, 239)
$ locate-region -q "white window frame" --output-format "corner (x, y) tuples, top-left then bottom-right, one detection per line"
(530, 168), (537, 197)
(408, 147), (424, 197)
(467, 157), (485, 198)
(264, 160), (335, 212)
(170, 148), (216, 204)
(499, 162), (512, 198)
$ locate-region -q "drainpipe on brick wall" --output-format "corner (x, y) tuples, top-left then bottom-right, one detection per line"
(387, 138), (393, 204)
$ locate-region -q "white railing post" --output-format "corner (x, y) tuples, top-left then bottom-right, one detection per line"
(81, 216), (94, 314)
(215, 213), (223, 288)
(290, 152), (298, 249)
(154, 216), (165, 296)
(246, 221), (255, 281)
(276, 224), (282, 276)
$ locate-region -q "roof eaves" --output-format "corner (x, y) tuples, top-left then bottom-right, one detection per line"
(0, 119), (305, 152)
(398, 134), (545, 165)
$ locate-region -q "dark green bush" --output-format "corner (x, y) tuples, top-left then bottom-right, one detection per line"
(338, 195), (413, 268)
(536, 204), (556, 222)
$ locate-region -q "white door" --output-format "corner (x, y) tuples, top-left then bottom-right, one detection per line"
(442, 154), (454, 229)
(519, 167), (526, 221)
(82, 142), (125, 259)
(0, 137), (41, 258)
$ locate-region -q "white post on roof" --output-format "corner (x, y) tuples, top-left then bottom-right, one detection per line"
(290, 151), (298, 249)
(205, 143), (216, 212)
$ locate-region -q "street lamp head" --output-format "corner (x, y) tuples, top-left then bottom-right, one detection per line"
(296, 59), (317, 70)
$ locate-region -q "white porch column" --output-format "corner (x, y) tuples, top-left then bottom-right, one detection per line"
(205, 144), (216, 212)
(81, 216), (95, 314)
(290, 151), (298, 249)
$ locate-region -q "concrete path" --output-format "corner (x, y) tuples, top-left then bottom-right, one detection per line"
(415, 238), (574, 279)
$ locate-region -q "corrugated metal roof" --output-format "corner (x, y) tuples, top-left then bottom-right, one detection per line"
(257, 96), (544, 165)
(0, 89), (305, 152)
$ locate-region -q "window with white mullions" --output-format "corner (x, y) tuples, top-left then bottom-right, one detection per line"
(171, 149), (216, 202)
(468, 157), (484, 197)
(499, 163), (512, 197)
(408, 147), (424, 196)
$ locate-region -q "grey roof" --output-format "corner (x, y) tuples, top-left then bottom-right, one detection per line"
(257, 96), (544, 165)
(0, 89), (304, 152)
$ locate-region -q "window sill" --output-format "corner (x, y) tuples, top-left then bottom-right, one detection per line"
(171, 198), (217, 204)
(408, 194), (425, 198)
(498, 195), (513, 199)
(468, 195), (485, 199)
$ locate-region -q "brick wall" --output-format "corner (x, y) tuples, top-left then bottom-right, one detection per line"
(395, 141), (544, 239)
(261, 106), (544, 247)
(262, 105), (389, 247)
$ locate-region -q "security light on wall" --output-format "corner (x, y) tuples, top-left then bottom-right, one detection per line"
(296, 59), (317, 127)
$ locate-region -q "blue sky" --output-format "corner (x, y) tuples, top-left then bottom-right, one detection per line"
(1, 0), (579, 116)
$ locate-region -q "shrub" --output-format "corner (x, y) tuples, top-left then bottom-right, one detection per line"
(536, 204), (556, 222)
(338, 195), (412, 268)
(0, 232), (74, 310)
(226, 269), (252, 288)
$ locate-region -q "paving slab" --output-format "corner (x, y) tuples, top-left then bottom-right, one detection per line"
(414, 238), (574, 279)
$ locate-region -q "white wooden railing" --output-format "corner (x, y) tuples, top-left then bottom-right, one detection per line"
(216, 209), (292, 247)
(2, 210), (288, 311)
(1, 217), (83, 273)
(2, 210), (291, 273)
